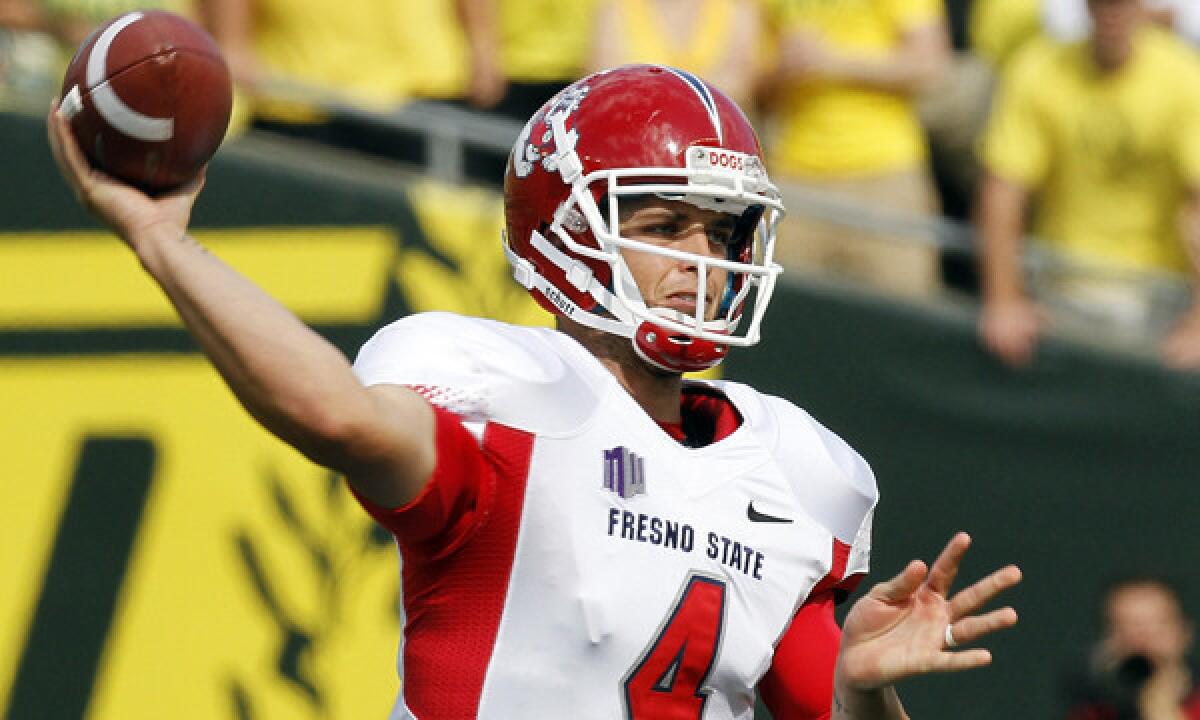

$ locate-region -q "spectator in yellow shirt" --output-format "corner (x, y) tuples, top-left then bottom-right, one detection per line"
(969, 0), (1042, 73)
(762, 0), (951, 298)
(914, 0), (1040, 233)
(586, 0), (765, 111)
(457, 0), (597, 122)
(205, 0), (469, 153)
(208, 0), (463, 117)
(0, 0), (40, 30)
(39, 0), (188, 49)
(978, 0), (1200, 370)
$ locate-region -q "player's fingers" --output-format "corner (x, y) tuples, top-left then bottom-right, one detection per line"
(46, 101), (79, 191)
(925, 532), (970, 596)
(871, 559), (927, 604)
(165, 166), (207, 202)
(949, 564), (1022, 619)
(947, 607), (1018, 646)
(189, 166), (208, 195)
(47, 100), (95, 197)
(930, 648), (994, 674)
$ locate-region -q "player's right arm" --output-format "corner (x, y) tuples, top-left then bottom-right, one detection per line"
(47, 102), (435, 510)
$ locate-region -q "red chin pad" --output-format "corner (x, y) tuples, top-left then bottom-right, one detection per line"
(633, 321), (728, 373)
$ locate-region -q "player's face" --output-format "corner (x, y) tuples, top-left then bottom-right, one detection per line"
(617, 197), (735, 322)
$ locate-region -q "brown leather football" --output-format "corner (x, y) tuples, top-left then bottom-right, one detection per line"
(59, 10), (232, 193)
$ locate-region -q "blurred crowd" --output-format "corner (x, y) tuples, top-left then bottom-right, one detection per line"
(3, 0), (1200, 371)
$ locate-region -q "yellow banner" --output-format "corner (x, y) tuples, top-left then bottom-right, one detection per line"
(0, 179), (550, 718)
(0, 228), (396, 327)
(1, 355), (400, 719)
(1, 226), (412, 719)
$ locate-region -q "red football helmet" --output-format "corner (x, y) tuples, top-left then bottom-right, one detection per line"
(503, 64), (784, 373)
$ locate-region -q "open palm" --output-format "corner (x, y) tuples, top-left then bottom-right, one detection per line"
(837, 533), (1022, 692)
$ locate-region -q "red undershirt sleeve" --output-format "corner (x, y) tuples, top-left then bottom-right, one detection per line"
(760, 535), (865, 720)
(346, 404), (491, 552)
(758, 591), (843, 720)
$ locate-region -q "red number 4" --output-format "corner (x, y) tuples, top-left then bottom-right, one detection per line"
(622, 574), (727, 719)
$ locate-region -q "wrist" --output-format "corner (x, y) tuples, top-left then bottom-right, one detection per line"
(833, 666), (906, 719)
(131, 224), (190, 275)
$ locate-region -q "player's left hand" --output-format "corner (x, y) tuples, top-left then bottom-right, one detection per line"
(834, 532), (1021, 693)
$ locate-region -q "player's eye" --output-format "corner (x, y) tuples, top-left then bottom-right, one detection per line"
(708, 227), (736, 247)
(643, 222), (678, 236)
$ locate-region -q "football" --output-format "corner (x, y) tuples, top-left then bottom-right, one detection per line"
(59, 10), (233, 193)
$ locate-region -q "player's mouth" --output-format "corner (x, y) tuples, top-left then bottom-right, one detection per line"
(660, 292), (714, 318)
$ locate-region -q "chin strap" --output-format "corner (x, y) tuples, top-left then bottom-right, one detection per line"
(504, 227), (733, 372)
(504, 236), (729, 372)
(633, 321), (727, 373)
(503, 232), (633, 338)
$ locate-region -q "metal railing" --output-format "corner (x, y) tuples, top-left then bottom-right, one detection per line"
(331, 99), (523, 184)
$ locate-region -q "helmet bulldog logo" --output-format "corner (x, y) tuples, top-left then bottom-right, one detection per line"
(512, 84), (590, 179)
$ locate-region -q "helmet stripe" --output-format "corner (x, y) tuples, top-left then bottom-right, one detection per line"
(661, 66), (723, 143)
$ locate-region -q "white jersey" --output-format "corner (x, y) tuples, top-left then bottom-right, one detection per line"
(352, 312), (877, 720)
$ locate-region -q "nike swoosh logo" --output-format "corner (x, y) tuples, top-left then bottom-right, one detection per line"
(747, 502), (793, 524)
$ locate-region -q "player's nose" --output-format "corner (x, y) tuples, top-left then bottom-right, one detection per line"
(674, 223), (723, 263)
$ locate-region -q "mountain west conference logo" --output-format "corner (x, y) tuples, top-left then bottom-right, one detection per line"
(603, 446), (646, 499)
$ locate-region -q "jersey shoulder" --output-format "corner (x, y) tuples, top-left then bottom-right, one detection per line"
(353, 312), (611, 434)
(715, 380), (878, 546)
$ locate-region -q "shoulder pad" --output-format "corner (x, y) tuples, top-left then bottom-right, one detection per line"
(715, 381), (877, 546)
(354, 312), (609, 435)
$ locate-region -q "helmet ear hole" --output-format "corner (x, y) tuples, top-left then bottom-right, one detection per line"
(560, 207), (589, 235)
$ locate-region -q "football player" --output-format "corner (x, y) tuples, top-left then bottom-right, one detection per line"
(48, 64), (1021, 719)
